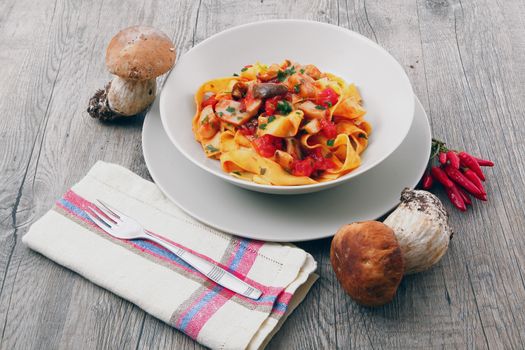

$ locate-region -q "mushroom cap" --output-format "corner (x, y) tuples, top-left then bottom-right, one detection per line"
(330, 221), (404, 307)
(106, 26), (176, 80)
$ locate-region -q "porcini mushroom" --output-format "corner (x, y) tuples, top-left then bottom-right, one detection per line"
(384, 188), (452, 274)
(330, 221), (405, 307)
(330, 188), (453, 306)
(88, 25), (176, 121)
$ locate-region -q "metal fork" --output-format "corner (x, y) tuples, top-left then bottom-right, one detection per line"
(84, 200), (262, 300)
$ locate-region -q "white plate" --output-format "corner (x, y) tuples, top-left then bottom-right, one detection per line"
(159, 20), (415, 194)
(143, 96), (431, 242)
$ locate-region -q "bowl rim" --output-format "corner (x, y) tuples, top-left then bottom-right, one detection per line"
(160, 19), (415, 192)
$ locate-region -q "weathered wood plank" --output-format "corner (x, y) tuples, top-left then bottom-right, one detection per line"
(0, 0), (76, 345)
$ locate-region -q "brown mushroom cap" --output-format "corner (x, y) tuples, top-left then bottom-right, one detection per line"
(330, 221), (404, 307)
(106, 26), (176, 80)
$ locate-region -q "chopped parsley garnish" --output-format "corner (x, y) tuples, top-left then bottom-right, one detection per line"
(276, 100), (292, 114)
(315, 105), (326, 110)
(277, 70), (287, 82)
(277, 66), (296, 82)
(326, 102), (333, 108)
(206, 145), (219, 153)
(232, 171), (242, 176)
(295, 111), (301, 115)
(327, 139), (335, 147)
(300, 68), (305, 74)
(241, 67), (248, 72)
(218, 112), (224, 116)
(233, 73), (239, 76)
(226, 106), (236, 113)
(201, 116), (209, 124)
(259, 123), (267, 130)
(259, 167), (267, 175)
(294, 84), (301, 93)
(267, 115), (276, 123)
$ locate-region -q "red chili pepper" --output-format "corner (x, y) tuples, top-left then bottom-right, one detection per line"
(458, 152), (485, 181)
(422, 170), (433, 189)
(462, 168), (485, 194)
(447, 151), (460, 169)
(439, 152), (447, 165)
(444, 165), (486, 200)
(445, 184), (467, 211)
(473, 156), (494, 167)
(431, 166), (453, 188)
(457, 186), (472, 206)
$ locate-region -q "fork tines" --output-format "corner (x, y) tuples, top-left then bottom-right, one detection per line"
(85, 200), (121, 230)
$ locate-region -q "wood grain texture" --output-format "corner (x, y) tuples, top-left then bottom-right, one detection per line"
(1, 0), (524, 349)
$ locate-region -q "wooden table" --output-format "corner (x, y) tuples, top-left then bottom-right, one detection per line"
(1, 0), (524, 348)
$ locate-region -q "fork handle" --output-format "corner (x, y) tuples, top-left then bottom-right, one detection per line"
(144, 232), (262, 300)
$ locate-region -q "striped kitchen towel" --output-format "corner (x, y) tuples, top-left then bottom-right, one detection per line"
(22, 161), (317, 350)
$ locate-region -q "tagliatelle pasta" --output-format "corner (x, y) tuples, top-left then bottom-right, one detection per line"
(192, 60), (371, 186)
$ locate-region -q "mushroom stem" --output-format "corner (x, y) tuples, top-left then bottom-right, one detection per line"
(107, 76), (156, 116)
(383, 188), (452, 274)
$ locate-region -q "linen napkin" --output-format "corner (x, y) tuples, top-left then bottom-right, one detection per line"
(22, 161), (317, 350)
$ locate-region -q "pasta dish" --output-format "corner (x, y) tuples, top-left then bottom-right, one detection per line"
(192, 60), (371, 186)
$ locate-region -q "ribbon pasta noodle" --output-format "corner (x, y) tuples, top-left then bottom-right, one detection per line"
(192, 60), (371, 186)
